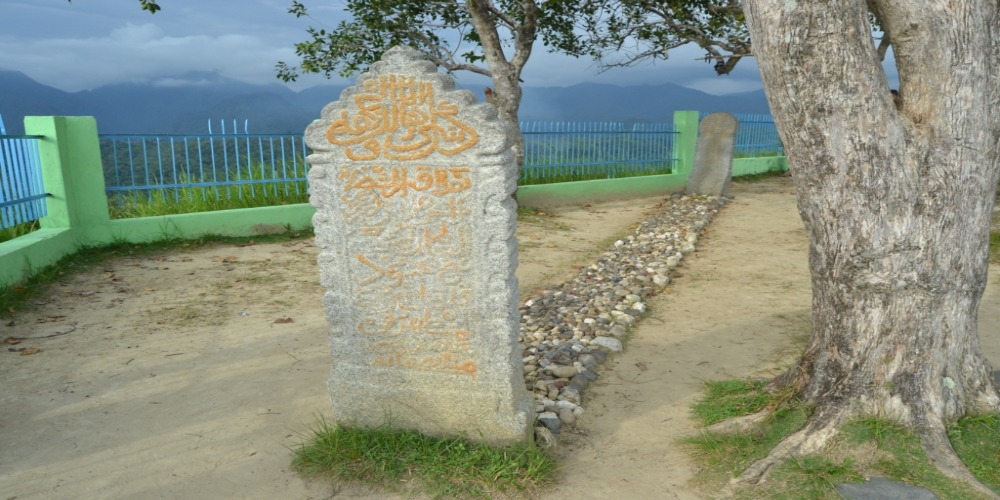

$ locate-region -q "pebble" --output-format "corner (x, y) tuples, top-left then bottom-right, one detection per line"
(548, 365), (578, 378)
(537, 411), (561, 431)
(591, 336), (623, 352)
(519, 194), (726, 438)
(558, 408), (577, 425)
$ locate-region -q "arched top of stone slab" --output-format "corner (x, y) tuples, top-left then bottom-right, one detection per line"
(700, 112), (738, 135)
(305, 46), (512, 164)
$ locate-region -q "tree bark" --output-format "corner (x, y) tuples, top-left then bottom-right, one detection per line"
(741, 0), (1000, 489)
(465, 0), (535, 169)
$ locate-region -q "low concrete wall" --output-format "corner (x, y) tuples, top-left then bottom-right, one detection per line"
(103, 205), (315, 244)
(733, 156), (788, 177)
(517, 173), (687, 208)
(0, 228), (77, 288)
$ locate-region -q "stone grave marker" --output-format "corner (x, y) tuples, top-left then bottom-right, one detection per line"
(686, 112), (739, 197)
(305, 46), (533, 445)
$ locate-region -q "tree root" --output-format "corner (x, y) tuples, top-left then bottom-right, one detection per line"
(727, 407), (847, 490)
(918, 426), (999, 499)
(713, 407), (1000, 498)
(704, 408), (774, 435)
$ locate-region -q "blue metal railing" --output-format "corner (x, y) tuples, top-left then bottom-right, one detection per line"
(0, 114), (47, 230)
(698, 112), (784, 157)
(96, 116), (780, 208)
(732, 113), (783, 157)
(100, 120), (310, 208)
(520, 121), (678, 183)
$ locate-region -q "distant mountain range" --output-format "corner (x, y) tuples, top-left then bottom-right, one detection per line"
(0, 69), (772, 135)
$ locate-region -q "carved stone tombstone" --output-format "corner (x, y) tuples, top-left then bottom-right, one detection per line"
(305, 46), (532, 445)
(686, 112), (739, 197)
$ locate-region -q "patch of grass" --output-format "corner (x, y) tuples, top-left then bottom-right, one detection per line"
(691, 379), (773, 426)
(291, 419), (556, 498)
(949, 414), (1000, 492)
(841, 417), (986, 499)
(107, 162), (310, 219)
(769, 455), (863, 499)
(0, 227), (312, 319)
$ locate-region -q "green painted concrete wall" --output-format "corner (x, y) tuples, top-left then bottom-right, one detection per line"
(732, 156), (788, 177)
(104, 205), (315, 244)
(517, 174), (687, 208)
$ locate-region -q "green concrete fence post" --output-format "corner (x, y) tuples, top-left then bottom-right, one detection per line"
(26, 116), (110, 238)
(672, 110), (700, 180)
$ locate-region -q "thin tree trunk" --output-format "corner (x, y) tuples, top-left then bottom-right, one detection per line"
(739, 0), (1000, 489)
(465, 0), (535, 170)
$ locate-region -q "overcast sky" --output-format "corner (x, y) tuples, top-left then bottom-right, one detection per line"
(0, 0), (775, 96)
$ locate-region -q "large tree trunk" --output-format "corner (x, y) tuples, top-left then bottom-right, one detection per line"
(739, 0), (1000, 490)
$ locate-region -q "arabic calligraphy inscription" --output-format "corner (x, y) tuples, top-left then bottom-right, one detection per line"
(341, 164), (477, 377)
(326, 74), (479, 161)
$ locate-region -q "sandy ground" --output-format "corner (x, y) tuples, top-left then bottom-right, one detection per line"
(2, 176), (999, 499)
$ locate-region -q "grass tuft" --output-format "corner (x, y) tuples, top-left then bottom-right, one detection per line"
(691, 379), (773, 426)
(0, 220), (41, 244)
(291, 419), (556, 498)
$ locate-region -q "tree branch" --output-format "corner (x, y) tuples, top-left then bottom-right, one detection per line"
(876, 33), (892, 61)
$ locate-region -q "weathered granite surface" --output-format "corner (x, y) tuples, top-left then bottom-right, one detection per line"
(305, 46), (532, 445)
(835, 477), (938, 500)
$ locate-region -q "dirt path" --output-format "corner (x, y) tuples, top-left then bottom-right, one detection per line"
(3, 177), (1000, 499)
(542, 178), (811, 499)
(0, 196), (664, 499)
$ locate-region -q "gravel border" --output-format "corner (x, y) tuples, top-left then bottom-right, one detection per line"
(516, 193), (729, 442)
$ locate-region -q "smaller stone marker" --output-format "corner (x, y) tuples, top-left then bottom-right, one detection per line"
(305, 46), (533, 445)
(686, 112), (739, 197)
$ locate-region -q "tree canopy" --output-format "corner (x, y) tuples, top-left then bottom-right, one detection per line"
(561, 0), (749, 75)
(274, 0), (583, 84)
